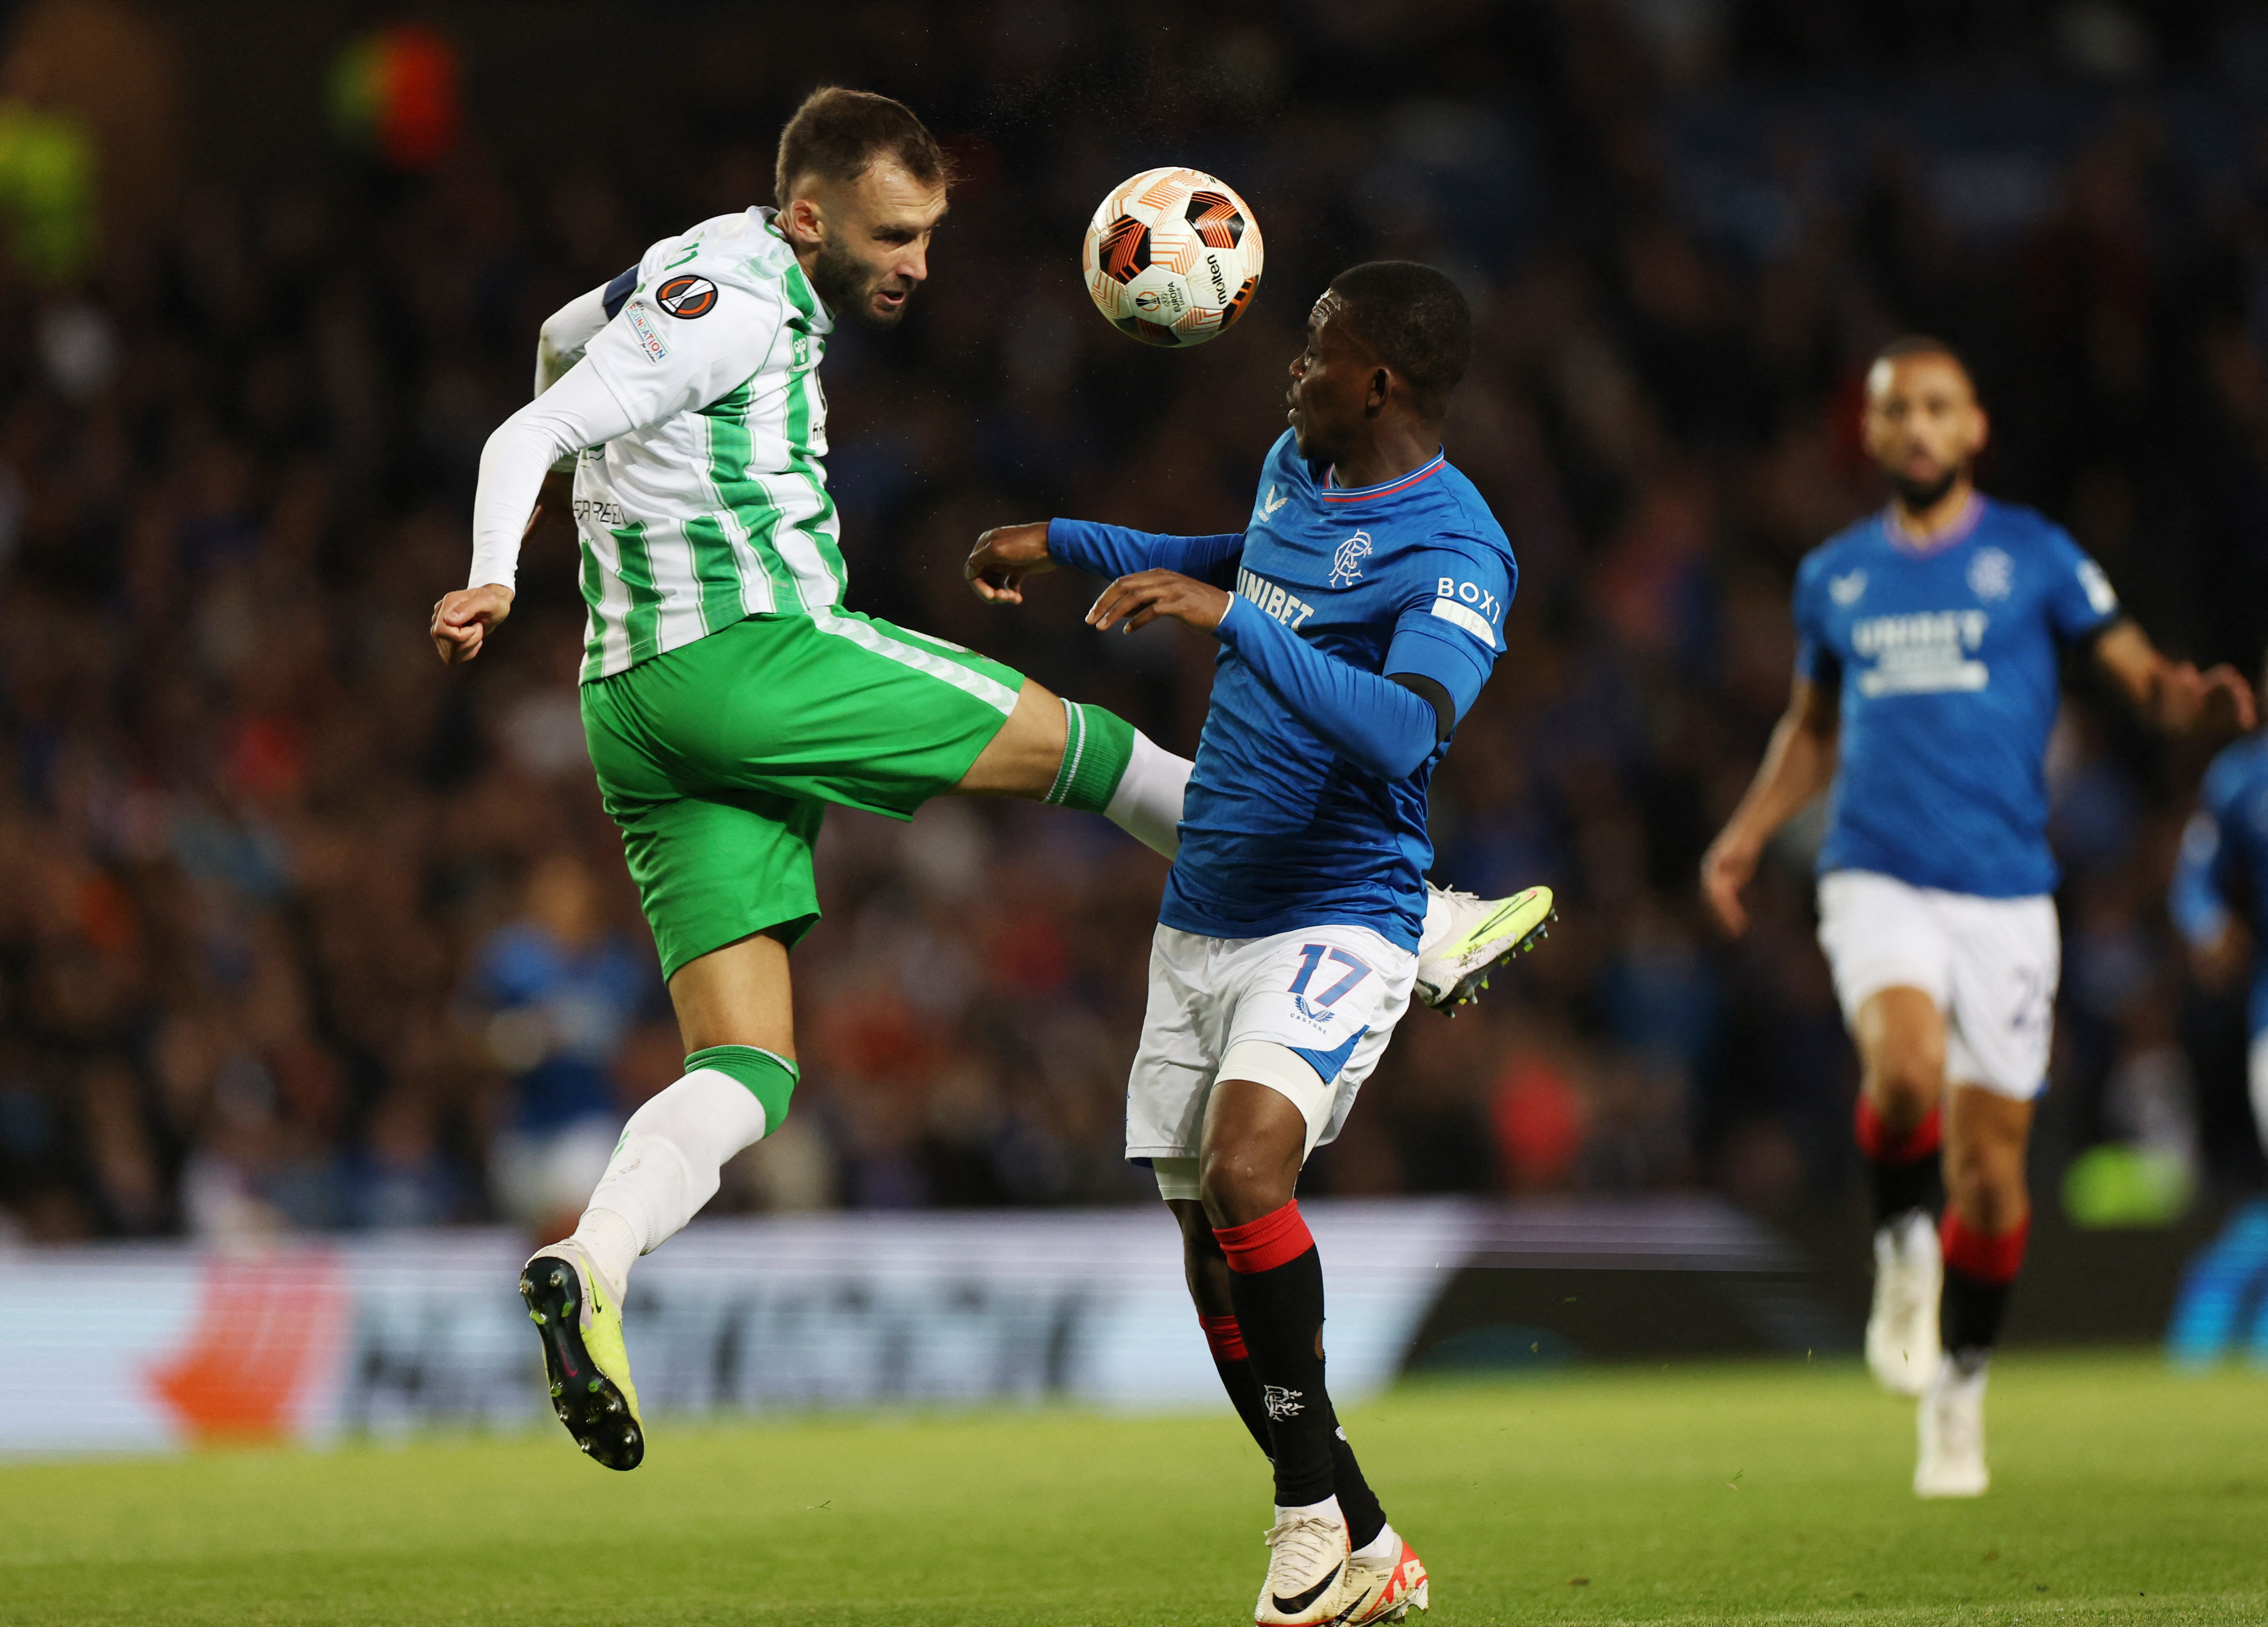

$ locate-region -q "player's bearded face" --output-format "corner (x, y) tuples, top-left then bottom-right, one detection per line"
(1864, 353), (1988, 512)
(798, 165), (947, 329)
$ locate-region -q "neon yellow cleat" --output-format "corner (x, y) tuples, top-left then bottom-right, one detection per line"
(520, 1243), (644, 1470)
(1414, 884), (1555, 1013)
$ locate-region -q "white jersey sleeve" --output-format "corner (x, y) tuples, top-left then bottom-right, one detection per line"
(534, 283), (610, 397)
(467, 259), (785, 592)
(579, 271), (785, 429)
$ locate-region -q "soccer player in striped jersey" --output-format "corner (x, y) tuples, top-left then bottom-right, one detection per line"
(1701, 338), (2252, 1496)
(431, 88), (1543, 1472)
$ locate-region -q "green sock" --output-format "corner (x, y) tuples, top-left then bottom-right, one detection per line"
(1043, 699), (1136, 812)
(683, 1045), (798, 1134)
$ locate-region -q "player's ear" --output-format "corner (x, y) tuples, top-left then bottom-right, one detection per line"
(782, 192), (824, 246)
(1970, 403), (1991, 458)
(1365, 364), (1392, 416)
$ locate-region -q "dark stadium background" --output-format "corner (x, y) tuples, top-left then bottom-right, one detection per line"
(0, 0), (2262, 1279)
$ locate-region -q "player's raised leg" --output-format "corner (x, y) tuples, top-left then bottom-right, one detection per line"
(1918, 1082), (2032, 1498)
(1851, 985), (1947, 1396)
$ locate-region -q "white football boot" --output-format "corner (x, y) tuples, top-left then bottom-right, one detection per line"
(1414, 884), (1555, 1012)
(1339, 1528), (1430, 1623)
(1914, 1353), (1990, 1498)
(1254, 1505), (1354, 1626)
(1866, 1209), (1941, 1397)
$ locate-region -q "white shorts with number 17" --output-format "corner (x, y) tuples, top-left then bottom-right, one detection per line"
(1125, 922), (1417, 1170)
(1815, 869), (2059, 1101)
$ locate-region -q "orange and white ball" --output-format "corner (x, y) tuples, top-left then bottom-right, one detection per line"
(1080, 167), (1264, 347)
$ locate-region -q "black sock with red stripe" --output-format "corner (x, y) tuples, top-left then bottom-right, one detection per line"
(1856, 1099), (1943, 1225)
(1199, 1313), (1273, 1456)
(1216, 1200), (1358, 1516)
(1200, 1311), (1387, 1546)
(1941, 1212), (2029, 1368)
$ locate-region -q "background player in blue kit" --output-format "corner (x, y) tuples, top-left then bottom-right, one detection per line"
(1701, 337), (2254, 1498)
(965, 262), (1542, 1627)
(2168, 664), (2268, 1358)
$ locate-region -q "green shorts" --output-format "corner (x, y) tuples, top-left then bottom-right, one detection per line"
(581, 610), (1025, 979)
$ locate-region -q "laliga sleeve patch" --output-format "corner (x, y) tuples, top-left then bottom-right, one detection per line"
(655, 274), (718, 319)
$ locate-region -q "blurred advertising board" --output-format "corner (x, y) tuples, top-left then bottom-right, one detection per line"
(6, 1197), (1823, 1454)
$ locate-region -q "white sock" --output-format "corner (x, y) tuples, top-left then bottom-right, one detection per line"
(1104, 731), (1190, 859)
(1275, 1494), (1344, 1526)
(1352, 1521), (1400, 1564)
(569, 1067), (771, 1297)
(1418, 884), (1450, 956)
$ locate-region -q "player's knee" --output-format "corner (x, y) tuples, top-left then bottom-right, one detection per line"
(1865, 1050), (1942, 1128)
(1944, 1140), (2026, 1232)
(1197, 1142), (1296, 1227)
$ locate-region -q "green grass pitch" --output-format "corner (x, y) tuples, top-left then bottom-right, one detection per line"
(4, 1351), (2263, 1624)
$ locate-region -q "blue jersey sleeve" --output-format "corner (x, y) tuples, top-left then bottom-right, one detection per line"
(2041, 527), (2123, 642)
(1047, 519), (1244, 587)
(1380, 544), (1514, 727)
(1215, 597), (1440, 781)
(1792, 553), (1839, 685)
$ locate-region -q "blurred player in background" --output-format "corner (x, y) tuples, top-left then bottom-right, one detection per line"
(1701, 338), (2254, 1497)
(2170, 656), (2268, 1330)
(432, 88), (1538, 1474)
(968, 263), (1549, 1626)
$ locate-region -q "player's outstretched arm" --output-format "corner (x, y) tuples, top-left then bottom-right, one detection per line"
(970, 520), (1245, 606)
(1700, 672), (1839, 937)
(1091, 570), (1445, 781)
(2092, 621), (2258, 736)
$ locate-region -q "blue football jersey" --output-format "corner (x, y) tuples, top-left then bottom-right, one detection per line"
(2171, 733), (2268, 1031)
(1166, 433), (1518, 950)
(1794, 496), (2121, 897)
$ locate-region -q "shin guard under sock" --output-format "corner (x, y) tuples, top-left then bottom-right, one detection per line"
(1216, 1200), (1338, 1509)
(1200, 1313), (1387, 1547)
(1941, 1212), (2029, 1367)
(1856, 1098), (1943, 1225)
(578, 1051), (789, 1291)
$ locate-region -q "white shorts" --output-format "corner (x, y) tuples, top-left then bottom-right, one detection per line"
(1815, 869), (2059, 1101)
(1127, 922), (1417, 1192)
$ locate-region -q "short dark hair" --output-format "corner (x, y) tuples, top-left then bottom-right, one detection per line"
(1873, 333), (1972, 378)
(774, 87), (950, 206)
(1327, 261), (1473, 422)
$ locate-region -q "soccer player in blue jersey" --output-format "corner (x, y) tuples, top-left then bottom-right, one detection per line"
(966, 261), (1541, 1627)
(2169, 661), (2268, 1348)
(1701, 337), (2254, 1497)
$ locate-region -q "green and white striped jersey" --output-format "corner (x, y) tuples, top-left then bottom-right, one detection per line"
(548, 209), (841, 682)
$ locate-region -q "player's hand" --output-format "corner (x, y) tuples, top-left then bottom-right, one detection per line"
(1699, 830), (1762, 938)
(965, 522), (1055, 604)
(431, 583), (515, 665)
(2160, 661), (2259, 735)
(1087, 569), (1230, 635)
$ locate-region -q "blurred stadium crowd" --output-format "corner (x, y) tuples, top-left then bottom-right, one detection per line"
(1, 0), (2265, 1243)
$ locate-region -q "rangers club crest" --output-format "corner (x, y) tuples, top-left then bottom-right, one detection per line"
(1330, 531), (1373, 588)
(1967, 547), (2013, 601)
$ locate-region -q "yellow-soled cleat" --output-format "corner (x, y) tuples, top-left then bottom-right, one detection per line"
(1414, 884), (1556, 1013)
(520, 1243), (644, 1470)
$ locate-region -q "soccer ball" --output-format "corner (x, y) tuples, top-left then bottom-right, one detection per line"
(1080, 167), (1264, 347)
